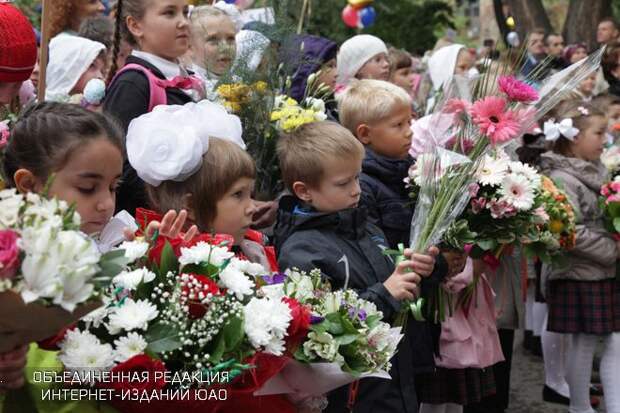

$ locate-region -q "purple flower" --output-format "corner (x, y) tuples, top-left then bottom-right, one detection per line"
(348, 307), (367, 321)
(262, 272), (287, 285)
(310, 314), (325, 324)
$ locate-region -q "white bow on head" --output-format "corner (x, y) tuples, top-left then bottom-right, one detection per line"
(543, 118), (580, 142)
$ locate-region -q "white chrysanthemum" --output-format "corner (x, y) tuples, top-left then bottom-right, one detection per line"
(114, 332), (148, 362)
(179, 242), (234, 267)
(243, 297), (292, 356)
(113, 268), (156, 290)
(107, 298), (158, 335)
(59, 343), (115, 382)
(499, 173), (536, 211)
(59, 329), (101, 353)
(219, 265), (254, 300)
(229, 257), (267, 277)
(477, 154), (509, 186)
(508, 161), (541, 186)
(118, 240), (149, 263)
(81, 297), (111, 328)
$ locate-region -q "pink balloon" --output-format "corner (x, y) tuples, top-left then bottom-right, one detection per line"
(341, 5), (359, 28)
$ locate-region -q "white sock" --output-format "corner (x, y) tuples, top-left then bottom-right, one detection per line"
(420, 403), (446, 413)
(542, 314), (570, 397)
(445, 403), (463, 413)
(566, 334), (597, 413)
(525, 283), (535, 331)
(600, 333), (620, 413)
(533, 302), (547, 337)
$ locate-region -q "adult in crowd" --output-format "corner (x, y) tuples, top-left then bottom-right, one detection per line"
(520, 28), (547, 79)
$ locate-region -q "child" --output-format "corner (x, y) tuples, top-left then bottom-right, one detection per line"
(104, 0), (203, 215)
(540, 100), (620, 413)
(189, 5), (237, 96)
(126, 100), (277, 271)
(49, 0), (106, 39)
(0, 2), (37, 107)
(336, 34), (390, 90)
(274, 120), (441, 413)
(46, 34), (106, 102)
(2, 101), (191, 412)
(593, 93), (620, 142)
(575, 72), (597, 102)
(389, 47), (415, 96)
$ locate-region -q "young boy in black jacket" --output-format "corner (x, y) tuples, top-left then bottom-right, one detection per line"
(274, 121), (447, 413)
(339, 79), (466, 378)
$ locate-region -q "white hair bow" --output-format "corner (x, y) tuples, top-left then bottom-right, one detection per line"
(543, 118), (580, 142)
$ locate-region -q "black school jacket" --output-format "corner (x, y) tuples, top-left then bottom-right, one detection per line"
(103, 56), (193, 215)
(274, 196), (448, 413)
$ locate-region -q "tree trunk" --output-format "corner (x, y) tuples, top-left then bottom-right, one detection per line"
(506, 0), (552, 40)
(563, 0), (612, 50)
(493, 0), (510, 45)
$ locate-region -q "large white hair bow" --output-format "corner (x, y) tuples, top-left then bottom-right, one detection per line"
(543, 118), (580, 142)
(127, 101), (244, 187)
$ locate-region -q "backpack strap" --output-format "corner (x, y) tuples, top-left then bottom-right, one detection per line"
(108, 63), (168, 112)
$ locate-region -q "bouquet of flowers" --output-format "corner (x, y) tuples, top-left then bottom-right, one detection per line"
(256, 268), (401, 397)
(600, 175), (620, 240)
(56, 233), (309, 412)
(601, 144), (620, 178)
(271, 93), (327, 133)
(0, 189), (125, 352)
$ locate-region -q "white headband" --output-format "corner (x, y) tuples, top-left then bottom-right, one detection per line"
(127, 101), (244, 187)
(543, 118), (579, 142)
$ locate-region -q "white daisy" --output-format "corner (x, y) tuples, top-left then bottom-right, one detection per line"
(107, 298), (158, 335)
(499, 173), (536, 211)
(179, 242), (234, 267)
(228, 257), (267, 277)
(118, 240), (149, 263)
(477, 154), (509, 186)
(243, 297), (292, 356)
(114, 332), (148, 362)
(58, 335), (115, 382)
(219, 265), (254, 300)
(508, 161), (541, 186)
(113, 268), (156, 290)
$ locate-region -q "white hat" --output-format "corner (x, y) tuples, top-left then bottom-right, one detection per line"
(336, 34), (387, 87)
(428, 44), (465, 91)
(127, 101), (245, 187)
(235, 29), (270, 71)
(46, 33), (105, 101)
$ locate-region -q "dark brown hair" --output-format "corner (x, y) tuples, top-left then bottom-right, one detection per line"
(388, 48), (412, 73)
(107, 0), (149, 83)
(146, 138), (255, 231)
(548, 100), (605, 156)
(3, 101), (124, 186)
(602, 41), (620, 80)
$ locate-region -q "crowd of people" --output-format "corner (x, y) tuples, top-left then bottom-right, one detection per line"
(1, 1), (620, 413)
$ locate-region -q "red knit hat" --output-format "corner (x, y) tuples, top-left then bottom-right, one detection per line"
(0, 2), (37, 83)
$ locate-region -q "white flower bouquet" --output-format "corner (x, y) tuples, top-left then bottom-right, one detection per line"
(0, 189), (127, 352)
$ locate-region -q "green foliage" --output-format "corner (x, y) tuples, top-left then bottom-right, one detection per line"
(13, 0), (40, 29)
(146, 322), (183, 353)
(275, 0), (454, 54)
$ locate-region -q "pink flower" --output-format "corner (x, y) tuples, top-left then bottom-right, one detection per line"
(498, 76), (539, 103)
(533, 206), (550, 222)
(444, 98), (472, 116)
(468, 183), (480, 197)
(0, 121), (9, 149)
(488, 199), (517, 219)
(0, 230), (20, 279)
(602, 185), (611, 197)
(607, 194), (620, 203)
(611, 181), (620, 192)
(471, 197), (487, 214)
(470, 96), (521, 145)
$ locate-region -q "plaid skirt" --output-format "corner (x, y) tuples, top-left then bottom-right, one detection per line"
(547, 278), (620, 335)
(415, 367), (496, 405)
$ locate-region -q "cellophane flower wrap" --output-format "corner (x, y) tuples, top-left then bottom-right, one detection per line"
(255, 268), (402, 397)
(403, 48), (604, 324)
(600, 174), (620, 240)
(55, 230), (310, 412)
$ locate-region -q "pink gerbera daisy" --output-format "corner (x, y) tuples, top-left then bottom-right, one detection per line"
(498, 76), (539, 103)
(444, 98), (472, 116)
(470, 96), (520, 145)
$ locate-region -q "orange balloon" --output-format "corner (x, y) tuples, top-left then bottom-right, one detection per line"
(348, 0), (373, 10)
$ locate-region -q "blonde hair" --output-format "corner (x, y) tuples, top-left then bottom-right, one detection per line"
(189, 6), (231, 37)
(147, 138), (255, 231)
(338, 79), (412, 136)
(277, 121), (364, 190)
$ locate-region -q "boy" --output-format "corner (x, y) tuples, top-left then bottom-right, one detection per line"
(274, 121), (444, 413)
(339, 79), (465, 382)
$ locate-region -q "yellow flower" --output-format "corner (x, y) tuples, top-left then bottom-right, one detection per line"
(252, 81), (268, 93)
(549, 219), (564, 234)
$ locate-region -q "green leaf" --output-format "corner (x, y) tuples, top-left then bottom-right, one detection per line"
(145, 323), (183, 353)
(340, 314), (359, 335)
(613, 217), (620, 233)
(97, 250), (131, 281)
(476, 239), (497, 251)
(159, 241), (179, 277)
(334, 333), (359, 346)
(324, 313), (344, 335)
(365, 314), (382, 329)
(222, 316), (244, 351)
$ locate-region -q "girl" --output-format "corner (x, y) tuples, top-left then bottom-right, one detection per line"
(1, 101), (193, 412)
(336, 34), (390, 89)
(49, 0), (105, 39)
(104, 0), (203, 215)
(389, 47), (415, 95)
(127, 100), (277, 271)
(540, 100), (620, 413)
(189, 5), (237, 98)
(575, 73), (597, 102)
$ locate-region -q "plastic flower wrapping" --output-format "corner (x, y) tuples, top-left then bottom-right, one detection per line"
(0, 189), (127, 352)
(600, 174), (620, 241)
(256, 268), (402, 397)
(403, 49), (603, 324)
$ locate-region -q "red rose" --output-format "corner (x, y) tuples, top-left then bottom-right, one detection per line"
(181, 273), (223, 319)
(282, 297), (310, 351)
(148, 235), (184, 265)
(0, 230), (20, 279)
(105, 354), (167, 393)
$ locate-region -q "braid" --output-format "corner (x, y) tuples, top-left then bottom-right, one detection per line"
(107, 0), (124, 84)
